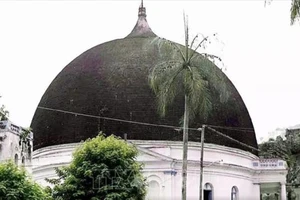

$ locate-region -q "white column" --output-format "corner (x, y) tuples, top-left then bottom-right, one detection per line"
(171, 171), (175, 200)
(252, 183), (261, 200)
(281, 182), (287, 200)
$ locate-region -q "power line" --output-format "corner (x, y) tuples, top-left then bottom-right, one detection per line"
(38, 106), (256, 133)
(38, 106), (182, 130)
(37, 106), (258, 151)
(206, 126), (259, 152)
(205, 124), (255, 132)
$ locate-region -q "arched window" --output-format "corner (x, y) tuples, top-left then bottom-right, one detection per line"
(14, 154), (18, 165)
(231, 186), (238, 200)
(204, 183), (213, 200)
(21, 156), (25, 165)
(146, 180), (160, 200)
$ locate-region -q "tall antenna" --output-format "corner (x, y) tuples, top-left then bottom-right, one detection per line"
(141, 0), (143, 8)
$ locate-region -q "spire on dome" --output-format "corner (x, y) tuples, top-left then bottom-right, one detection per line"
(126, 0), (157, 38)
(138, 0), (146, 17)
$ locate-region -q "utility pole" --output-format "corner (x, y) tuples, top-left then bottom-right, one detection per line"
(199, 125), (205, 200)
(181, 95), (189, 200)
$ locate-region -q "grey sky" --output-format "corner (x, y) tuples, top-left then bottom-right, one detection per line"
(0, 1), (299, 141)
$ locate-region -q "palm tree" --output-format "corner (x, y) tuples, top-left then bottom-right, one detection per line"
(149, 15), (228, 200)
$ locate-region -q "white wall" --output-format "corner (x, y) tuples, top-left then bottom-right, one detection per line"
(32, 140), (287, 200)
(0, 120), (32, 173)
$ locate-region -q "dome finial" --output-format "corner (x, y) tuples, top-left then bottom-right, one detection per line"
(125, 0), (157, 38)
(138, 0), (146, 17)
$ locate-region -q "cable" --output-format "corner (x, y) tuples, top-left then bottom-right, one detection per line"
(37, 106), (259, 152)
(38, 106), (254, 133)
(38, 106), (183, 130)
(205, 124), (255, 132)
(206, 126), (259, 152)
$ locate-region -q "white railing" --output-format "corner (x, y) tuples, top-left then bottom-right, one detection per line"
(0, 120), (33, 139)
(252, 159), (286, 169)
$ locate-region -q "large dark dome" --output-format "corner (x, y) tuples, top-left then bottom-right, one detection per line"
(31, 4), (258, 155)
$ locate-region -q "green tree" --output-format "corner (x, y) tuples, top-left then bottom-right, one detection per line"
(291, 0), (300, 24)
(149, 15), (228, 200)
(47, 134), (146, 200)
(266, 0), (299, 24)
(0, 96), (9, 121)
(0, 161), (51, 200)
(259, 134), (300, 200)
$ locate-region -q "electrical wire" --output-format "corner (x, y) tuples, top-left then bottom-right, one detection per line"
(37, 106), (259, 151)
(205, 124), (255, 132)
(206, 126), (259, 152)
(38, 106), (256, 133)
(38, 106), (182, 130)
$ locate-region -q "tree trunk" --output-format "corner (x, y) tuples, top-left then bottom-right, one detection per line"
(182, 16), (189, 200)
(182, 95), (189, 200)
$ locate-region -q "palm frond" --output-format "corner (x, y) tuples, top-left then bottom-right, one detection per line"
(161, 39), (187, 62)
(152, 60), (182, 75)
(188, 36), (209, 62)
(203, 53), (222, 62)
(191, 56), (230, 103)
(183, 67), (212, 121)
(170, 43), (186, 62)
(291, 0), (300, 25)
(190, 34), (199, 50)
(149, 62), (184, 117)
(150, 60), (182, 87)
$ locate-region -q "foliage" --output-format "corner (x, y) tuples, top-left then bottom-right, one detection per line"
(0, 161), (51, 200)
(19, 128), (32, 156)
(47, 134), (146, 200)
(259, 132), (300, 199)
(265, 0), (300, 25)
(0, 96), (9, 121)
(19, 128), (32, 142)
(291, 0), (300, 24)
(149, 17), (228, 123)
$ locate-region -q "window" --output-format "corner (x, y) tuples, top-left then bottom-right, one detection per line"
(14, 154), (18, 165)
(204, 183), (213, 200)
(231, 186), (238, 200)
(146, 180), (160, 200)
(22, 156), (25, 165)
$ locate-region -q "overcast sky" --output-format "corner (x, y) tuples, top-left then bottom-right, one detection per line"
(0, 0), (299, 141)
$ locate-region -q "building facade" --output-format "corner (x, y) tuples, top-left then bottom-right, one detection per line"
(32, 140), (287, 200)
(0, 120), (33, 173)
(0, 118), (288, 199)
(23, 2), (289, 200)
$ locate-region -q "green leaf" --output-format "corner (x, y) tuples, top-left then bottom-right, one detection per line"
(50, 134), (146, 200)
(0, 161), (51, 200)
